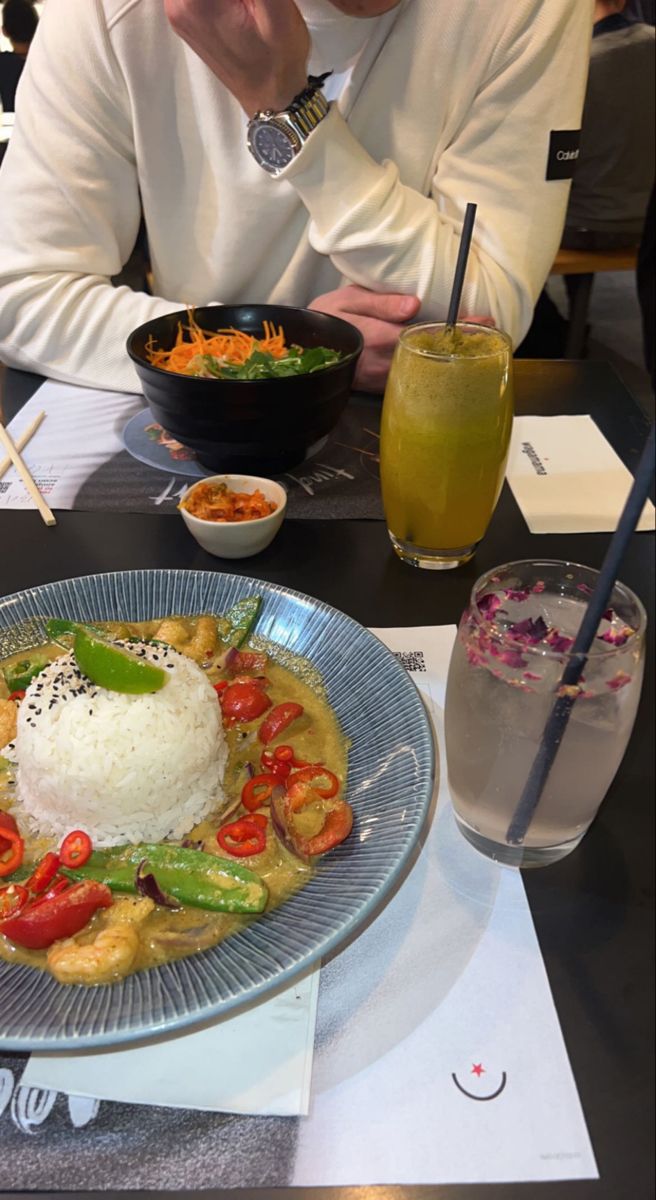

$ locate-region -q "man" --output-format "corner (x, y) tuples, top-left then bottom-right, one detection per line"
(0, 0), (38, 112)
(563, 0), (655, 249)
(0, 0), (593, 393)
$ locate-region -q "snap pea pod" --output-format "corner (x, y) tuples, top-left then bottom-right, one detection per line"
(2, 657), (50, 692)
(61, 843), (268, 914)
(222, 596), (262, 649)
(44, 618), (102, 640)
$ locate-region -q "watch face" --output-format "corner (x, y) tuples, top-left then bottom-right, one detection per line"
(250, 122), (295, 173)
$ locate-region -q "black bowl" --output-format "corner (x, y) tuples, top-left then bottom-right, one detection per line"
(127, 304), (363, 474)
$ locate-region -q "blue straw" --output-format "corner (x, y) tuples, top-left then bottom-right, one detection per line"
(446, 203), (477, 328)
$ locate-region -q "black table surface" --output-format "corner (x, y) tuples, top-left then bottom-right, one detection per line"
(2, 360), (654, 1200)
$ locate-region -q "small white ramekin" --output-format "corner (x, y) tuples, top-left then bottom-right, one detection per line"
(179, 474), (287, 559)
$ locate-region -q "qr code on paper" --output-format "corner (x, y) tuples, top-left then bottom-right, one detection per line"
(394, 649), (427, 673)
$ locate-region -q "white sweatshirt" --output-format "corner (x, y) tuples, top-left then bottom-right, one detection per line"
(0, 0), (592, 393)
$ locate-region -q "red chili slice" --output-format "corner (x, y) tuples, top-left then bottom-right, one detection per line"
(260, 750), (292, 781)
(217, 817), (267, 857)
(59, 830), (93, 868)
(0, 826), (24, 878)
(0, 882), (29, 919)
(274, 745), (310, 768)
(258, 702), (304, 745)
(24, 850), (61, 895)
(25, 876), (71, 908)
(7, 690), (25, 703)
(241, 773), (279, 812)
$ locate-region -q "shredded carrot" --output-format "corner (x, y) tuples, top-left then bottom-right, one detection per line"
(145, 309), (288, 375)
(180, 481), (276, 523)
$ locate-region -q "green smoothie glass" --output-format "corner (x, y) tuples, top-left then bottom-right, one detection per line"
(379, 322), (514, 569)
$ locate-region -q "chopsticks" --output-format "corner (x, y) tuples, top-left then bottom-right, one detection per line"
(0, 411), (56, 526)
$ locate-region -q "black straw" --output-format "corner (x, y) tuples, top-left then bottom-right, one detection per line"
(506, 422), (655, 846)
(446, 203), (477, 328)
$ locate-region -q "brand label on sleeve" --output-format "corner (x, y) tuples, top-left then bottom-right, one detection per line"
(546, 130), (581, 180)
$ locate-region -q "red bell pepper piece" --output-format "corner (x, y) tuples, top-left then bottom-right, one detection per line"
(0, 810), (20, 856)
(0, 826), (24, 878)
(7, 690), (25, 703)
(59, 830), (93, 868)
(258, 702), (304, 745)
(221, 679), (272, 723)
(0, 879), (113, 949)
(226, 650), (268, 676)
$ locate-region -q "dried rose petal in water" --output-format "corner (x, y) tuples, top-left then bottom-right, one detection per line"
(523, 671), (542, 681)
(505, 588), (531, 602)
(598, 626), (633, 647)
(545, 629), (574, 653)
(477, 592), (503, 619)
(497, 649), (528, 668)
(532, 580), (546, 594)
(607, 671), (632, 691)
(576, 582), (593, 596)
(508, 615), (548, 644)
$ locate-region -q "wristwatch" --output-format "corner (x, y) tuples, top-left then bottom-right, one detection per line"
(247, 76), (331, 177)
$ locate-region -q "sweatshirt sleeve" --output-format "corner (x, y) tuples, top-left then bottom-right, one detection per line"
(0, 0), (183, 393)
(281, 0), (593, 346)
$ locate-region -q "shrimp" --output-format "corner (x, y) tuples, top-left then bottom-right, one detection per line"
(0, 698), (18, 748)
(46, 897), (154, 986)
(154, 617), (190, 652)
(154, 616), (217, 664)
(184, 616), (218, 664)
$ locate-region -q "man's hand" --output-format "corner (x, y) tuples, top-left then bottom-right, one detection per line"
(309, 285), (421, 393)
(164, 0), (309, 115)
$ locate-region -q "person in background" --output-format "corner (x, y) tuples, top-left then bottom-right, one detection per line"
(0, 0), (38, 113)
(563, 0), (655, 250)
(0, 0), (592, 394)
(517, 0), (655, 356)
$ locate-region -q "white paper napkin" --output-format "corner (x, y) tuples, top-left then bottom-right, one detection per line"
(506, 414), (655, 534)
(21, 968), (319, 1116)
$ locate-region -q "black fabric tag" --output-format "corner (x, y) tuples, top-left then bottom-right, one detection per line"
(546, 130), (581, 180)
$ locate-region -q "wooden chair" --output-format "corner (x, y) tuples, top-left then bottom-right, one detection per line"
(550, 245), (639, 358)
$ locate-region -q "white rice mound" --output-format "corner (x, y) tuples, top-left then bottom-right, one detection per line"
(12, 641), (228, 846)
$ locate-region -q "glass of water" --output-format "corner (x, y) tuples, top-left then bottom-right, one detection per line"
(444, 559), (646, 867)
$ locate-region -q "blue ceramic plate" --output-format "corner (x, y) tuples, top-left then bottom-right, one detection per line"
(122, 409), (208, 479)
(0, 570), (435, 1050)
